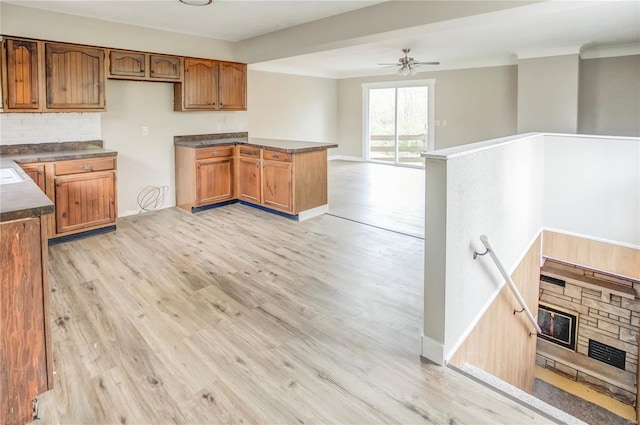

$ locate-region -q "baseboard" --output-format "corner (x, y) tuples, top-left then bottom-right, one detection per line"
(328, 155), (363, 162)
(421, 334), (445, 365)
(297, 205), (329, 221)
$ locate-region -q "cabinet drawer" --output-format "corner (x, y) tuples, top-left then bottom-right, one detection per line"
(195, 146), (234, 160)
(55, 157), (116, 175)
(263, 150), (291, 162)
(238, 146), (260, 158)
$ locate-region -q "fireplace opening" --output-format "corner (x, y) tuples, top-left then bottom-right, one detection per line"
(537, 303), (578, 351)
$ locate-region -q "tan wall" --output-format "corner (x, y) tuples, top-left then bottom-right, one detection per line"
(517, 54), (580, 133)
(248, 71), (337, 142)
(335, 65), (518, 158)
(450, 234), (541, 393)
(543, 231), (640, 280)
(579, 55), (640, 137)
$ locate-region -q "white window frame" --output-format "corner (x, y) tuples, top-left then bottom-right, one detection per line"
(362, 79), (436, 166)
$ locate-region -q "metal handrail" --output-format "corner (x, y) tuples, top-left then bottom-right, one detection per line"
(473, 235), (542, 335)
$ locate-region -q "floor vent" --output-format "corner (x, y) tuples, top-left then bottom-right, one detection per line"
(588, 339), (625, 370)
(541, 274), (566, 287)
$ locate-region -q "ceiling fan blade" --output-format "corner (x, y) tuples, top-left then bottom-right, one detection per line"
(377, 63), (399, 66)
(413, 61), (440, 65)
(380, 65), (399, 69)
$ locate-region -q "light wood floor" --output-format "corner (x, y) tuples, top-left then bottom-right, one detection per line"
(328, 161), (425, 239)
(31, 201), (550, 423)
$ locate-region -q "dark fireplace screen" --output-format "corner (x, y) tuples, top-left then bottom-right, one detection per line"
(537, 303), (577, 350)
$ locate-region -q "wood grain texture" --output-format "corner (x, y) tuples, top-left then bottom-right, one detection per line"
(175, 146), (196, 211)
(1, 217), (50, 425)
(29, 205), (551, 424)
(450, 234), (542, 393)
(543, 230), (640, 280)
(149, 55), (181, 81)
(238, 157), (261, 203)
(218, 61), (246, 110)
(5, 38), (40, 110)
(19, 163), (46, 192)
(294, 149), (328, 213)
(195, 158), (234, 205)
(262, 160), (293, 213)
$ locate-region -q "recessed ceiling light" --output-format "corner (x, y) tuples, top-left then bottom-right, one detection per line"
(179, 0), (212, 6)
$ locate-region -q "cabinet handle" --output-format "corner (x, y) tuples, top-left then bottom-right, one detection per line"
(272, 154), (279, 160)
(31, 100), (37, 104)
(211, 152), (217, 156)
(80, 164), (93, 170)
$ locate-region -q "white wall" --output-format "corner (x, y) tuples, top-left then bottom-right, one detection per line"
(336, 65), (518, 158)
(517, 55), (580, 133)
(544, 134), (640, 247)
(248, 70), (337, 142)
(423, 134), (545, 363)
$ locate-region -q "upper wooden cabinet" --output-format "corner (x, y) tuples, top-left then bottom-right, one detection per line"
(174, 59), (246, 111)
(45, 43), (106, 110)
(2, 38), (40, 110)
(108, 49), (181, 82)
(218, 61), (247, 110)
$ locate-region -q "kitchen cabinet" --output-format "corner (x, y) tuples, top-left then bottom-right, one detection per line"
(174, 59), (246, 111)
(108, 50), (181, 82)
(2, 38), (40, 110)
(175, 145), (235, 210)
(19, 163), (46, 192)
(262, 151), (293, 214)
(238, 147), (261, 204)
(45, 42), (106, 110)
(218, 61), (247, 110)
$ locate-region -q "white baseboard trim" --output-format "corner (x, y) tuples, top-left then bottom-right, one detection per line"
(421, 334), (445, 366)
(119, 203), (175, 218)
(328, 155), (363, 162)
(297, 204), (329, 221)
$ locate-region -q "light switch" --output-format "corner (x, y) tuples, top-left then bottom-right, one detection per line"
(442, 120), (448, 127)
(435, 120), (441, 126)
(142, 126), (149, 136)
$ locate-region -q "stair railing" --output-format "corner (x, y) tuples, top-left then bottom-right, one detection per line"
(473, 235), (542, 336)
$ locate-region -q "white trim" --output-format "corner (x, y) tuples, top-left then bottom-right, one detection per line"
(542, 227), (640, 251)
(327, 155), (363, 162)
(443, 228), (544, 362)
(297, 204), (329, 221)
(421, 334), (445, 366)
(581, 44), (640, 60)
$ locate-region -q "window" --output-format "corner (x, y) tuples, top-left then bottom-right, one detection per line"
(363, 79), (435, 168)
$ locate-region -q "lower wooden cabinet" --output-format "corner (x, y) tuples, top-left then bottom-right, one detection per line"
(19, 163), (46, 192)
(262, 159), (293, 213)
(54, 171), (116, 234)
(238, 156), (261, 204)
(196, 157), (233, 205)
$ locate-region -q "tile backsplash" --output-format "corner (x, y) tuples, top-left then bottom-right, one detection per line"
(0, 112), (101, 145)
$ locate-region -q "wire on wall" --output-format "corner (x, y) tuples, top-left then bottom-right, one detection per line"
(137, 186), (168, 214)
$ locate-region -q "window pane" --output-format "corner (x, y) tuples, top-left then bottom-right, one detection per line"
(368, 88), (395, 163)
(397, 86), (428, 166)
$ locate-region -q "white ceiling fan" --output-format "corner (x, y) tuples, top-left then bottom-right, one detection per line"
(378, 48), (440, 76)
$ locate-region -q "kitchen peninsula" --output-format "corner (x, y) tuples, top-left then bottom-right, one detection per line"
(175, 133), (337, 220)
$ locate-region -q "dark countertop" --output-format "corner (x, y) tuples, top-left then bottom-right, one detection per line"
(0, 140), (116, 222)
(0, 159), (54, 222)
(174, 132), (337, 153)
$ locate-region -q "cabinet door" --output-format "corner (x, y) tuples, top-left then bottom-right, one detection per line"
(262, 160), (293, 213)
(238, 157), (261, 204)
(55, 171), (116, 234)
(149, 55), (181, 81)
(218, 61), (246, 110)
(4, 39), (40, 110)
(19, 163), (46, 192)
(45, 43), (105, 109)
(182, 58), (217, 110)
(109, 50), (146, 79)
(195, 157), (233, 205)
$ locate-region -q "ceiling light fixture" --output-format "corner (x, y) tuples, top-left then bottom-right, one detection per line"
(179, 0), (212, 5)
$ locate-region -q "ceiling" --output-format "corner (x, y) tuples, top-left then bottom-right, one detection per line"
(4, 0), (640, 79)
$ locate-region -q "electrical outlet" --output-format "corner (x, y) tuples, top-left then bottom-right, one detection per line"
(442, 120), (447, 127)
(142, 126), (149, 136)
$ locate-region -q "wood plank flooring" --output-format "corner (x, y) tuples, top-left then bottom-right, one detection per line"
(30, 199), (550, 423)
(328, 161), (425, 239)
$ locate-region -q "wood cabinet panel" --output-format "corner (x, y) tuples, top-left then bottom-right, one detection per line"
(238, 146), (260, 158)
(4, 38), (40, 110)
(195, 146), (234, 160)
(54, 171), (116, 234)
(45, 43), (105, 110)
(19, 163), (46, 192)
(179, 58), (218, 110)
(218, 61), (246, 110)
(238, 157), (261, 203)
(263, 150), (291, 162)
(54, 157), (115, 176)
(196, 158), (234, 205)
(149, 55), (181, 81)
(109, 50), (145, 78)
(0, 217), (51, 425)
(262, 160), (293, 213)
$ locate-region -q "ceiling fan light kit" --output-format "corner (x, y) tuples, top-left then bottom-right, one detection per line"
(179, 0), (212, 6)
(379, 48), (439, 76)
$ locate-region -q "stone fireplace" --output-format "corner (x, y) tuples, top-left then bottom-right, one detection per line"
(536, 259), (640, 406)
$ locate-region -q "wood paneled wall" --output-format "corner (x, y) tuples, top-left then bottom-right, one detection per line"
(543, 230), (640, 280)
(449, 235), (542, 393)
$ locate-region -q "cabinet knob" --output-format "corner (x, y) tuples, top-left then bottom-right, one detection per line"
(31, 100), (37, 104)
(80, 164), (93, 171)
(272, 154), (279, 159)
(211, 152), (217, 157)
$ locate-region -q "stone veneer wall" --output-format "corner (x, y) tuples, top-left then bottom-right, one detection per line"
(536, 260), (640, 405)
